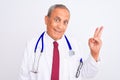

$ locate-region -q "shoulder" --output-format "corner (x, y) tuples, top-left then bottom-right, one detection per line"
(64, 34), (80, 46)
(64, 34), (80, 52)
(27, 36), (39, 45)
(26, 33), (42, 49)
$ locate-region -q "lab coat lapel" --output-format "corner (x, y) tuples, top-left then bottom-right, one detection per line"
(37, 51), (51, 80)
(60, 52), (70, 80)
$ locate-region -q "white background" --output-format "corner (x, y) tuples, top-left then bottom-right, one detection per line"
(0, 0), (120, 80)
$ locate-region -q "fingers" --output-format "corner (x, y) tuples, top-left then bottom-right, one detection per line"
(94, 26), (103, 38)
(89, 37), (102, 45)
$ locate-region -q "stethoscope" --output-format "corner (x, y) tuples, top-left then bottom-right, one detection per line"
(31, 31), (83, 78)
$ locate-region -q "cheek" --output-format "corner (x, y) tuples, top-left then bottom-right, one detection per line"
(63, 26), (68, 31)
(47, 21), (54, 30)
(47, 25), (55, 33)
(52, 21), (58, 27)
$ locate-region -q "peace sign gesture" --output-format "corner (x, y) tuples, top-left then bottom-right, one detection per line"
(88, 26), (103, 61)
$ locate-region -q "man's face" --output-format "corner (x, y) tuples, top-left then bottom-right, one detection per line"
(45, 8), (70, 40)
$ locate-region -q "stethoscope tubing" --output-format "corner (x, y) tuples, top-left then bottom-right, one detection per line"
(34, 31), (72, 53)
(32, 31), (83, 78)
(34, 32), (45, 53)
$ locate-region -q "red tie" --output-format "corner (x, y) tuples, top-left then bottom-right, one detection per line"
(51, 41), (60, 80)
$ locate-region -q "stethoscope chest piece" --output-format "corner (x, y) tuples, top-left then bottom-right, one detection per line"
(69, 50), (75, 56)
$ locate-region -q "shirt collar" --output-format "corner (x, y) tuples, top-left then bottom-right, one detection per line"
(44, 31), (65, 44)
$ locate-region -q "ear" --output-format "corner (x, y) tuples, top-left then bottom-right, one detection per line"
(45, 16), (49, 25)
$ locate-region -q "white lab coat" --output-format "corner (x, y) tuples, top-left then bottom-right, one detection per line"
(19, 32), (99, 80)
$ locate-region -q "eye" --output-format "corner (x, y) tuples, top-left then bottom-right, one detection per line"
(64, 20), (68, 25)
(54, 18), (60, 23)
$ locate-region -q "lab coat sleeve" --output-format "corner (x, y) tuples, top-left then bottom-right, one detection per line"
(81, 54), (100, 79)
(70, 37), (100, 79)
(18, 42), (31, 80)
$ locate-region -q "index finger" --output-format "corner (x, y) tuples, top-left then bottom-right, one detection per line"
(94, 26), (103, 38)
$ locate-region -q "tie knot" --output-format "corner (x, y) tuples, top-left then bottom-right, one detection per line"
(53, 41), (58, 47)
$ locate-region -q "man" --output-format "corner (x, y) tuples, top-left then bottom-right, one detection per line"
(19, 4), (103, 80)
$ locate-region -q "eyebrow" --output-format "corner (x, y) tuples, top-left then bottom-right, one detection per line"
(55, 16), (61, 20)
(55, 16), (68, 21)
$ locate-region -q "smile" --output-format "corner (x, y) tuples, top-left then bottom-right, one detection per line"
(54, 29), (63, 33)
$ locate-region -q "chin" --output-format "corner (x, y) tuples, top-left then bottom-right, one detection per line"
(54, 36), (62, 40)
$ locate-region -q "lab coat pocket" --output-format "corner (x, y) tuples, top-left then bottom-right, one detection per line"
(69, 55), (81, 80)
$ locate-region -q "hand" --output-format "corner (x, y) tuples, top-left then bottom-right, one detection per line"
(88, 26), (103, 61)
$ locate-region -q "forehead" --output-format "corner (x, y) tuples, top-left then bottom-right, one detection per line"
(50, 8), (70, 19)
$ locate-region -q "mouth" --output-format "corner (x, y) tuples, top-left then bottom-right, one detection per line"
(54, 28), (63, 34)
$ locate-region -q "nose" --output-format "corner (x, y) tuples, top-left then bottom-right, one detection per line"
(57, 22), (65, 29)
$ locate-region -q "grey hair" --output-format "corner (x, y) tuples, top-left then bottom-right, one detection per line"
(47, 4), (70, 17)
